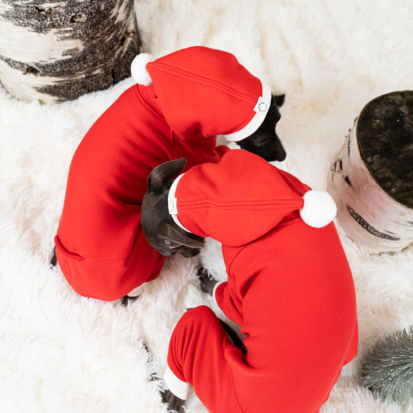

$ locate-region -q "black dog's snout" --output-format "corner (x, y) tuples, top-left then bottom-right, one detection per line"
(271, 132), (287, 162)
(276, 142), (287, 162)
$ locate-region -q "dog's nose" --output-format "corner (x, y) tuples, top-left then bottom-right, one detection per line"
(274, 134), (287, 162)
(276, 147), (287, 162)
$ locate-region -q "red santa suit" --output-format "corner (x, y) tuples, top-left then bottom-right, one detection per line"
(55, 46), (273, 301)
(163, 150), (358, 412)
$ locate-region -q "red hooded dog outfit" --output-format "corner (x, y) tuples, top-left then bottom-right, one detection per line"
(163, 150), (358, 412)
(55, 46), (273, 301)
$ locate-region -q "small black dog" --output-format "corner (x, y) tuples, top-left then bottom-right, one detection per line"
(153, 305), (245, 412)
(49, 94), (287, 306)
(237, 94), (286, 162)
(141, 166), (247, 411)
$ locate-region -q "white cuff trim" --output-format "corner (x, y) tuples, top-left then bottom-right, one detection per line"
(212, 281), (225, 307)
(168, 173), (191, 233)
(127, 284), (145, 297)
(223, 83), (271, 142)
(164, 365), (190, 400)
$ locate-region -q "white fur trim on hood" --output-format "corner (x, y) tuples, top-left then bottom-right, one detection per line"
(223, 83), (272, 142)
(168, 173), (191, 232)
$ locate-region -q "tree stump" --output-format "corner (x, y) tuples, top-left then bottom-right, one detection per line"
(0, 0), (141, 104)
(328, 91), (413, 253)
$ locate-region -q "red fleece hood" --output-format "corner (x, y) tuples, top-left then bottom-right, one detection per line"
(132, 46), (271, 142)
(170, 150), (313, 247)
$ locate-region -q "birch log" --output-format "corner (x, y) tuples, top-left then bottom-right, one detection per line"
(328, 91), (413, 253)
(0, 0), (140, 104)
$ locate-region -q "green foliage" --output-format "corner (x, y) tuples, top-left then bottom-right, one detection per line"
(361, 327), (413, 404)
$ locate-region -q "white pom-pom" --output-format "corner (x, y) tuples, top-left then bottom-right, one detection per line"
(299, 190), (337, 228)
(131, 53), (155, 85)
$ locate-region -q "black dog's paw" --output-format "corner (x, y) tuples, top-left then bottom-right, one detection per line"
(274, 94), (285, 107)
(142, 343), (185, 411)
(161, 389), (186, 412)
(120, 295), (139, 307)
(50, 246), (57, 267)
(197, 267), (218, 296)
(218, 319), (247, 355)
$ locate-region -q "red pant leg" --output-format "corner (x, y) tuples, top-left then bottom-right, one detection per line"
(55, 229), (164, 301)
(213, 281), (244, 325)
(165, 306), (245, 413)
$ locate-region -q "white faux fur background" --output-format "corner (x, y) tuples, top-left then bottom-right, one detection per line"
(1, 0), (413, 411)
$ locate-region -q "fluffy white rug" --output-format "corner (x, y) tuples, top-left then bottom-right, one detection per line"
(1, 0), (413, 411)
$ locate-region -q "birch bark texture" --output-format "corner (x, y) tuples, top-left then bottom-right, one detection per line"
(328, 91), (413, 253)
(0, 0), (140, 104)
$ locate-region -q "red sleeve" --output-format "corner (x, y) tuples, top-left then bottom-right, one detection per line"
(214, 282), (244, 326)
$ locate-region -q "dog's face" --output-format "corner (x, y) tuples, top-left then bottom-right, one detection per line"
(237, 94), (287, 162)
(142, 159), (205, 258)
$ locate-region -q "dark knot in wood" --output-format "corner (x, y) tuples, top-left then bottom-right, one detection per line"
(23, 66), (40, 76)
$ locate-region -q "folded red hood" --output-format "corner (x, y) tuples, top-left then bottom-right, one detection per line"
(173, 150), (311, 247)
(146, 46), (263, 140)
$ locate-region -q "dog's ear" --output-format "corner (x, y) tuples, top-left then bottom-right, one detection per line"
(274, 94), (285, 107)
(147, 158), (187, 195)
(159, 222), (204, 249)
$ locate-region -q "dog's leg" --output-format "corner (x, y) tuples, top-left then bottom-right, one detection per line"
(218, 319), (247, 354)
(188, 307), (246, 354)
(196, 270), (247, 354)
(120, 295), (139, 306)
(197, 267), (218, 295)
(144, 343), (186, 412)
(160, 389), (186, 413)
(121, 284), (146, 306)
(50, 246), (57, 267)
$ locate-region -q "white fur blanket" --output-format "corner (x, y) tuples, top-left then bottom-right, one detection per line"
(1, 0), (413, 411)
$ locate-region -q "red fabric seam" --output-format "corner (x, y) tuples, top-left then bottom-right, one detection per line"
(134, 85), (165, 121)
(151, 63), (257, 105)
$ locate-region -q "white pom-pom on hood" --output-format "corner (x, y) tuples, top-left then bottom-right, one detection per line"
(299, 190), (337, 228)
(131, 53), (156, 86)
